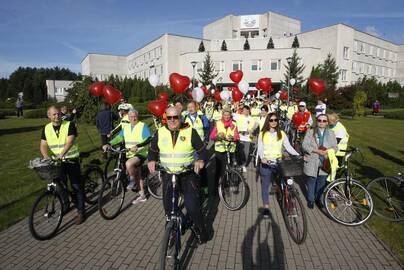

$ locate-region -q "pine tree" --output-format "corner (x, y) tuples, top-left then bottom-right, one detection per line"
(267, 37), (274, 49)
(198, 41), (205, 52)
(198, 52), (218, 86)
(283, 49), (305, 86)
(243, 39), (250, 50)
(319, 53), (339, 90)
(292, 36), (300, 48)
(221, 40), (227, 51)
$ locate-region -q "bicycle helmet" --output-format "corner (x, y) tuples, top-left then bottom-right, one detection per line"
(118, 103), (133, 111)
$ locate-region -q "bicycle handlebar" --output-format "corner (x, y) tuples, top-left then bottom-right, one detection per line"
(105, 146), (130, 154)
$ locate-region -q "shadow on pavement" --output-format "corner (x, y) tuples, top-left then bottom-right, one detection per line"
(0, 125), (43, 136)
(57, 203), (99, 236)
(241, 210), (285, 270)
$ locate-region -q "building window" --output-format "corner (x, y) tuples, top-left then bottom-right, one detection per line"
(383, 50), (387, 59)
(359, 43), (365, 53)
(354, 41), (358, 52)
(232, 60), (242, 71)
(367, 64), (372, 75)
(375, 66), (379, 76)
(343, 47), (349, 59)
(358, 63), (364, 73)
(197, 62), (203, 72)
(352, 62), (357, 73)
(381, 67), (385, 77)
(376, 47), (380, 57)
(369, 46), (373, 56)
(214, 61), (225, 72)
(251, 60), (262, 71)
(270, 59), (281, 71)
(340, 69), (347, 81)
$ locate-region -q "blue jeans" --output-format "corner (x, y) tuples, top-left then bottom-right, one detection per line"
(306, 174), (328, 203)
(259, 163), (278, 205)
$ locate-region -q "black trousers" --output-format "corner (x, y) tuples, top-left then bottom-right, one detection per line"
(214, 151), (236, 189)
(61, 160), (85, 214)
(162, 171), (205, 232)
(17, 108), (23, 117)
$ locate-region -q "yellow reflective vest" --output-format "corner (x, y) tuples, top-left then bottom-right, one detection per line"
(287, 105), (298, 119)
(330, 122), (349, 157)
(123, 121), (149, 158)
(235, 114), (254, 142)
(214, 121), (237, 153)
(212, 110), (222, 122)
(158, 126), (195, 173)
(44, 121), (79, 159)
(262, 130), (286, 159)
(184, 113), (204, 141)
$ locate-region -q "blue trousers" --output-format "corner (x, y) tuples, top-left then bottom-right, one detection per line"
(259, 163), (278, 205)
(306, 174), (328, 203)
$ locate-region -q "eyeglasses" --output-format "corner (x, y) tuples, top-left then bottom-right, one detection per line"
(167, 115), (180, 120)
(269, 118), (278, 123)
(317, 119), (328, 123)
(298, 105), (305, 107)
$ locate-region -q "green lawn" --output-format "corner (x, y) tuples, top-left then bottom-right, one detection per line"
(0, 116), (403, 263)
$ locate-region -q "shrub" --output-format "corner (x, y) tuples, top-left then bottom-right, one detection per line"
(0, 109), (16, 116)
(24, 108), (47, 119)
(384, 111), (404, 120)
(353, 90), (367, 117)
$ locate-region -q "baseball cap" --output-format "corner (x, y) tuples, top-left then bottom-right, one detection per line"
(299, 101), (306, 107)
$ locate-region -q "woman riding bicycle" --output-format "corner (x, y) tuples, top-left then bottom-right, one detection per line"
(257, 112), (300, 218)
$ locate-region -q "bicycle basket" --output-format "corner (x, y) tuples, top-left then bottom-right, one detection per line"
(29, 158), (62, 181)
(279, 158), (303, 177)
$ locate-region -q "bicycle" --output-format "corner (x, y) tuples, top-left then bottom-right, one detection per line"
(217, 139), (249, 211)
(160, 167), (200, 270)
(146, 163), (163, 200)
(322, 146), (374, 226)
(366, 172), (404, 222)
(274, 157), (307, 244)
(28, 156), (104, 240)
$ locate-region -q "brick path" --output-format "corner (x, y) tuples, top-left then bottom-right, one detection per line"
(0, 161), (402, 270)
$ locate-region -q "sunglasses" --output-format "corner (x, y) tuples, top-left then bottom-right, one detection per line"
(317, 119), (328, 123)
(298, 105), (305, 107)
(167, 115), (180, 120)
(269, 118), (278, 122)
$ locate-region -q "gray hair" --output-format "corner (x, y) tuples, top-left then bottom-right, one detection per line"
(128, 109), (138, 116)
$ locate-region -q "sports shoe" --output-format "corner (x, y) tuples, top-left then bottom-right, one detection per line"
(262, 208), (270, 218)
(74, 213), (85, 225)
(242, 166), (247, 173)
(127, 181), (135, 190)
(307, 201), (314, 209)
(132, 195), (147, 205)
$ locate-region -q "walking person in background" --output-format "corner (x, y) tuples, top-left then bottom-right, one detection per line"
(372, 100), (381, 115)
(302, 114), (338, 209)
(315, 100), (327, 117)
(16, 96), (24, 118)
(96, 103), (118, 157)
(234, 105), (254, 173)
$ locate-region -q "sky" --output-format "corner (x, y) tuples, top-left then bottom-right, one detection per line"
(1, 0), (404, 78)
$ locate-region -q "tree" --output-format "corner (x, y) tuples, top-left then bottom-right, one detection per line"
(198, 41), (205, 52)
(353, 90), (367, 117)
(243, 39), (250, 50)
(267, 37), (274, 49)
(292, 36), (300, 48)
(198, 52), (218, 86)
(283, 50), (305, 87)
(319, 53), (339, 90)
(221, 40), (227, 51)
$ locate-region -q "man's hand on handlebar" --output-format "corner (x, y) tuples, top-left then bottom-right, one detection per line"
(148, 161), (156, 174)
(194, 160), (204, 174)
(130, 146), (138, 153)
(102, 144), (110, 152)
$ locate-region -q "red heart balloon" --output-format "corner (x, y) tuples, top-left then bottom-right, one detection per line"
(292, 112), (303, 126)
(255, 83), (261, 90)
(309, 79), (326, 95)
(279, 91), (288, 101)
(158, 92), (169, 101)
(169, 73), (190, 94)
(201, 85), (210, 96)
(229, 70), (243, 84)
(103, 85), (122, 105)
(250, 90), (258, 97)
(257, 78), (272, 92)
(187, 90), (193, 99)
(89, 82), (105, 96)
(148, 100), (167, 117)
(232, 87), (244, 102)
(214, 89), (221, 102)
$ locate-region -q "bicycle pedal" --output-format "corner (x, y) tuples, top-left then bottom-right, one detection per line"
(361, 199), (369, 206)
(386, 207), (395, 212)
(330, 202), (336, 209)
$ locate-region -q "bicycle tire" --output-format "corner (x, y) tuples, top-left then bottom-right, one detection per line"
(28, 191), (63, 240)
(147, 170), (163, 200)
(218, 169), (248, 211)
(98, 174), (125, 220)
(84, 166), (104, 205)
(104, 155), (118, 180)
(160, 220), (179, 270)
(366, 176), (404, 222)
(323, 178), (373, 226)
(281, 188), (307, 244)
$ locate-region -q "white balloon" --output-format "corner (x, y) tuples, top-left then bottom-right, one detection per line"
(148, 74), (159, 87)
(192, 87), (204, 102)
(211, 89), (215, 94)
(212, 78), (217, 85)
(290, 78), (296, 86)
(198, 82), (203, 87)
(238, 80), (249, 94)
(220, 90), (230, 101)
(247, 94), (251, 99)
(275, 92), (280, 99)
(206, 85), (211, 90)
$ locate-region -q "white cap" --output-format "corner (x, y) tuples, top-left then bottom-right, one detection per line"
(118, 103), (133, 111)
(299, 101), (306, 107)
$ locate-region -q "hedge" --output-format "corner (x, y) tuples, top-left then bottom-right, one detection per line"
(383, 111), (404, 120)
(0, 109), (16, 116)
(24, 108), (47, 119)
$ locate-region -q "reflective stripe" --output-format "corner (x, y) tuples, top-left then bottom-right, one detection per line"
(45, 121), (79, 158)
(65, 150), (79, 156)
(160, 161), (194, 168)
(48, 144), (66, 149)
(160, 153), (194, 158)
(262, 131), (284, 159)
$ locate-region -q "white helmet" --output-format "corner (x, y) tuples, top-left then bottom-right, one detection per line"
(118, 103), (133, 111)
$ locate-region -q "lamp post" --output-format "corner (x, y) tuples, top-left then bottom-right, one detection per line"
(191, 61), (197, 89)
(286, 57), (293, 104)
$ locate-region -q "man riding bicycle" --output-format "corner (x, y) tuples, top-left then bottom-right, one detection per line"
(40, 106), (85, 225)
(147, 107), (209, 243)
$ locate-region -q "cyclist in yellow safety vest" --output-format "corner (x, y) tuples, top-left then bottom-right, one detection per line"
(212, 103), (223, 123)
(103, 109), (151, 204)
(327, 112), (350, 164)
(147, 107), (209, 243)
(250, 102), (261, 126)
(257, 112), (300, 218)
(109, 103), (132, 139)
(234, 105), (256, 173)
(40, 106), (85, 225)
(183, 101), (209, 142)
(286, 100), (298, 120)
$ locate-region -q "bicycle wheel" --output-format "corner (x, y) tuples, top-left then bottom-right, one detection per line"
(28, 191), (63, 240)
(147, 170), (163, 200)
(367, 176), (404, 222)
(324, 178), (373, 226)
(281, 187), (307, 244)
(98, 174), (125, 220)
(160, 220), (180, 270)
(218, 169), (248, 211)
(104, 155), (118, 180)
(84, 166), (104, 205)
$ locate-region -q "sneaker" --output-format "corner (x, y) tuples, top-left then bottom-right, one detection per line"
(242, 166), (247, 173)
(74, 213), (85, 225)
(262, 208), (270, 218)
(307, 201), (314, 209)
(132, 195), (147, 205)
(127, 181), (135, 190)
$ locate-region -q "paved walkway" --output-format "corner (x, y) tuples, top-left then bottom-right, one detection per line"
(0, 163), (402, 270)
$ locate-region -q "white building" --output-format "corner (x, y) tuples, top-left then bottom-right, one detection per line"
(81, 11), (404, 88)
(46, 80), (75, 102)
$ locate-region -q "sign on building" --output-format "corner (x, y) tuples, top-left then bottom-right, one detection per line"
(388, 92), (399, 98)
(240, 15), (260, 29)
